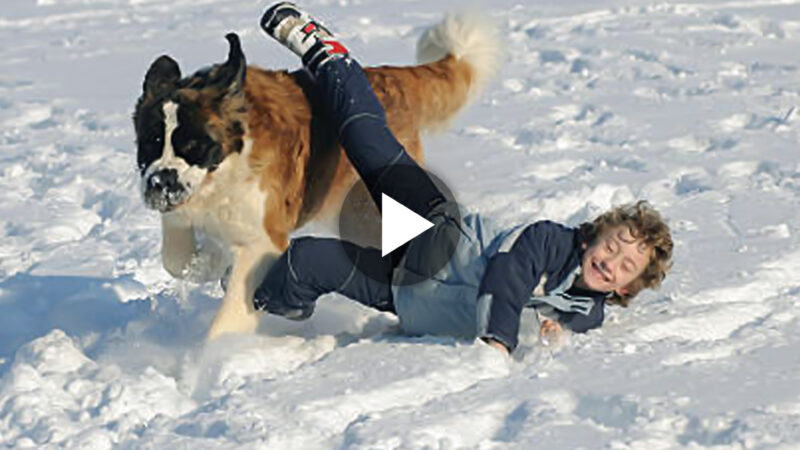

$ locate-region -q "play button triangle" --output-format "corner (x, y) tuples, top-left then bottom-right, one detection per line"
(381, 193), (434, 257)
(338, 166), (461, 286)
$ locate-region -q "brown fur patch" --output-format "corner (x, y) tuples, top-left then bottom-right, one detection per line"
(227, 55), (476, 250)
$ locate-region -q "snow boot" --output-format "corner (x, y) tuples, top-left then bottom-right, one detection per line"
(260, 2), (349, 74)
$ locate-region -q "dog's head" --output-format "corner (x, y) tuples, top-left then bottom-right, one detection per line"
(134, 33), (249, 213)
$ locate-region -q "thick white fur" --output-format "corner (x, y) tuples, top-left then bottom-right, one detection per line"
(416, 11), (504, 99)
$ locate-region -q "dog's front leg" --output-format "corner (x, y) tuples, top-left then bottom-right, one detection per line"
(161, 213), (197, 279)
(206, 243), (277, 340)
(161, 214), (231, 282)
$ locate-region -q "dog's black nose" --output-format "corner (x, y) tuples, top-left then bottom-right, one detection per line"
(147, 169), (180, 193)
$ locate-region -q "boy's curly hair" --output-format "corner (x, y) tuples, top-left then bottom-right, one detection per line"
(578, 200), (673, 307)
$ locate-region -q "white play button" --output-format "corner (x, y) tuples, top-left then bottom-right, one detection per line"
(338, 166), (461, 286)
(381, 193), (434, 257)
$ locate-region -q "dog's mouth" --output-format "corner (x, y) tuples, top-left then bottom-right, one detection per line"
(141, 168), (195, 213)
(143, 187), (190, 213)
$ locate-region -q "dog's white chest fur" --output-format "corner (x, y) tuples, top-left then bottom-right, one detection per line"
(157, 137), (277, 340)
(163, 137), (269, 250)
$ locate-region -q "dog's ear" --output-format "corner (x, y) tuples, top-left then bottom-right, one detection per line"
(214, 33), (247, 97)
(143, 55), (181, 99)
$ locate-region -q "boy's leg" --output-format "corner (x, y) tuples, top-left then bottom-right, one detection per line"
(259, 3), (464, 288)
(252, 236), (395, 319)
(315, 59), (448, 218)
(260, 2), (446, 219)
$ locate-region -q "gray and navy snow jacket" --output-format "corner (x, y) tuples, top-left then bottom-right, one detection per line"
(391, 207), (608, 351)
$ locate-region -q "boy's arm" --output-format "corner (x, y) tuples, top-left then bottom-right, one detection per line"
(477, 221), (570, 351)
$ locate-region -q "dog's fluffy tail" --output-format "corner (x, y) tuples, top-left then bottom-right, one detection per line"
(416, 11), (503, 100)
(365, 13), (502, 133)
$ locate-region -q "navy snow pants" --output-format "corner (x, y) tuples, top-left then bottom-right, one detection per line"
(252, 57), (446, 318)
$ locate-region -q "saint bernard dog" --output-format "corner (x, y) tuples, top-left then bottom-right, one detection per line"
(133, 13), (501, 339)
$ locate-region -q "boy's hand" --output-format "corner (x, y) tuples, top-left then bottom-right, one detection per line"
(539, 319), (563, 345)
(481, 337), (510, 355)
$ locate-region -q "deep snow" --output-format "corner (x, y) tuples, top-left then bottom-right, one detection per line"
(1, 0), (800, 448)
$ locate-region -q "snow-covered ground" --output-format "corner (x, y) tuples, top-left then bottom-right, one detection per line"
(2, 0), (800, 448)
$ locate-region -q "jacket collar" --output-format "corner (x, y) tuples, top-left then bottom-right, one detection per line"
(526, 232), (612, 315)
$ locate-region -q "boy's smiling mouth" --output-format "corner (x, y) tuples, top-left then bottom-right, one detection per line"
(591, 260), (612, 284)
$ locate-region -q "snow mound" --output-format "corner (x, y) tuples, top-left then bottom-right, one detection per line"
(0, 330), (195, 449)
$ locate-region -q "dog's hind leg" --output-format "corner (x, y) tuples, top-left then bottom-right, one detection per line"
(206, 242), (277, 340)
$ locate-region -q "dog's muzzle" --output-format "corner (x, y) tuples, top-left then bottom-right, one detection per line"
(143, 168), (187, 212)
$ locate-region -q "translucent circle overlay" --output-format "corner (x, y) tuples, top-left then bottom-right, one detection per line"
(337, 165), (462, 287)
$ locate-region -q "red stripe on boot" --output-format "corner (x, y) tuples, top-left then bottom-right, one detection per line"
(303, 22), (317, 34)
(322, 40), (349, 55)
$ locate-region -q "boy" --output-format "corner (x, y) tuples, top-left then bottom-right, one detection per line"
(253, 3), (673, 354)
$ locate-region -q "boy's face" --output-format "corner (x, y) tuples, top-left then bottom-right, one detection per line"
(579, 225), (651, 295)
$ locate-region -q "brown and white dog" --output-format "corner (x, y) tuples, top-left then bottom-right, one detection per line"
(133, 13), (501, 339)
